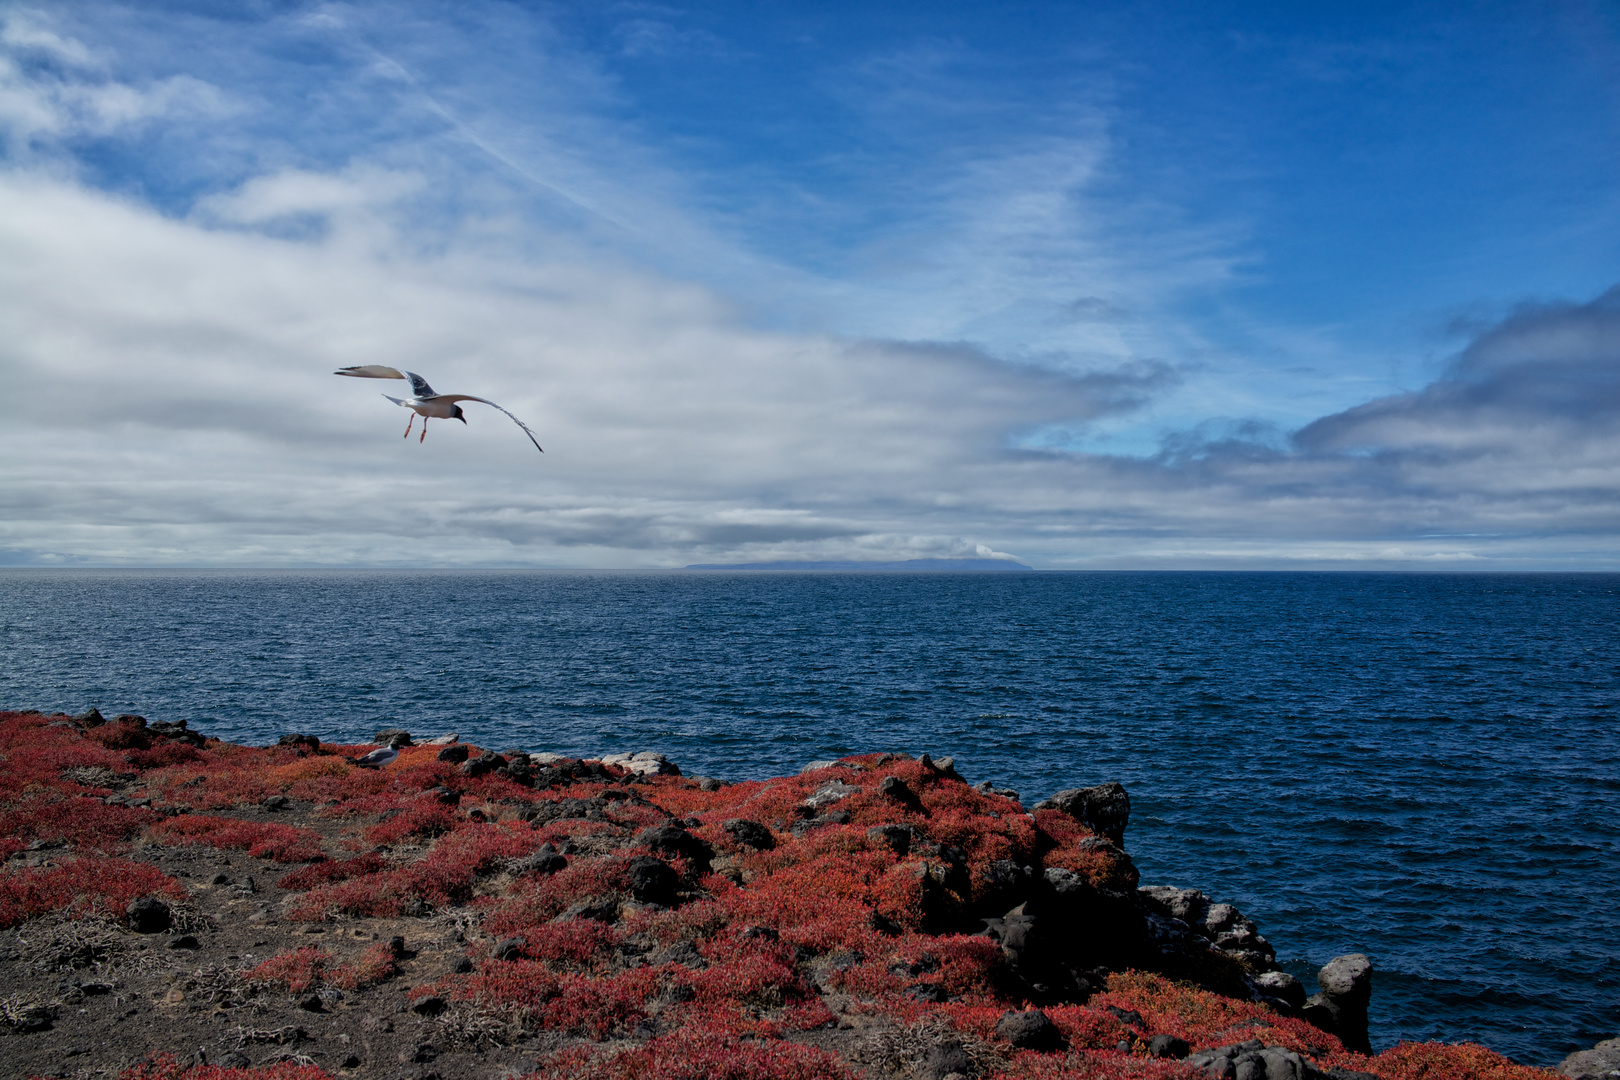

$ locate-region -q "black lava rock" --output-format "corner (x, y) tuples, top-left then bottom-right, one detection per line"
(636, 824), (713, 874)
(996, 1008), (1066, 1051)
(1146, 1034), (1191, 1059)
(917, 1041), (972, 1080)
(1305, 953), (1373, 1055)
(460, 751), (506, 778)
(125, 896), (172, 934)
(627, 855), (679, 906)
(1033, 783), (1130, 846)
(517, 844), (568, 876)
(865, 824), (914, 856)
(869, 911), (904, 937)
(1187, 1041), (1331, 1080)
(436, 744), (469, 764)
(878, 775), (921, 809)
(722, 819), (775, 850)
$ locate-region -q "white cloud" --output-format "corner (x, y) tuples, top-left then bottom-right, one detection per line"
(1, 9), (96, 67)
(3, 167), (1617, 570)
(197, 164), (426, 226)
(0, 9), (229, 148)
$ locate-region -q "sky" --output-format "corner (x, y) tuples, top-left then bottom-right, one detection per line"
(1, 0), (1618, 569)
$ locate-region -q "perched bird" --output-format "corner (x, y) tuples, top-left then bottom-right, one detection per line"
(350, 735), (408, 770)
(334, 365), (543, 452)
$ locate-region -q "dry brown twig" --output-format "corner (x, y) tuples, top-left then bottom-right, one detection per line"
(851, 1014), (1003, 1078)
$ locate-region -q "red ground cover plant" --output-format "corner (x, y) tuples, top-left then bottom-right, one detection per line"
(275, 852), (385, 891)
(523, 1027), (857, 1080)
(288, 821), (538, 919)
(330, 941), (399, 989)
(1366, 1041), (1560, 1080)
(245, 943), (398, 994)
(0, 712), (133, 787)
(148, 814), (326, 862)
(126, 741), (208, 769)
(0, 793), (158, 852)
(497, 917), (621, 970)
(104, 1052), (334, 1080)
(85, 719), (154, 751)
(0, 855), (187, 927)
(364, 800), (457, 844)
(247, 945), (332, 994)
(986, 1052), (1203, 1080)
(0, 719), (1569, 1080)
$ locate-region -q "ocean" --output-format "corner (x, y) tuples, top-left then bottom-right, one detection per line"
(1, 569), (1615, 1065)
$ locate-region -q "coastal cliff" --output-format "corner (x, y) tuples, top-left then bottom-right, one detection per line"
(0, 709), (1579, 1080)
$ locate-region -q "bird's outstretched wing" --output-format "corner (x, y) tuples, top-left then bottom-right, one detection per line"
(334, 365), (436, 398)
(439, 395), (545, 453)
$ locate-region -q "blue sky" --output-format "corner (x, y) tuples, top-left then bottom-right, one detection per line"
(2, 1), (1618, 567)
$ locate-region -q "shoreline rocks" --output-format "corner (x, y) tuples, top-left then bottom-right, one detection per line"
(1558, 1036), (1620, 1079)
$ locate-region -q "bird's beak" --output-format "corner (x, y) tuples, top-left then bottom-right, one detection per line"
(458, 415), (467, 424)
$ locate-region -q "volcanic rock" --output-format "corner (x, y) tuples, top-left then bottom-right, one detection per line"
(1304, 953), (1373, 1055)
(996, 1008), (1065, 1051)
(626, 855), (678, 906)
(1033, 782), (1130, 846)
(1558, 1036), (1620, 1080)
(125, 896), (172, 934)
(722, 819), (774, 850)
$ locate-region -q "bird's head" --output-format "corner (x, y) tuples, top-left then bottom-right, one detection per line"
(451, 405), (467, 424)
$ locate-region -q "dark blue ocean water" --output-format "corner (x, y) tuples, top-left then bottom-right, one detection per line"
(1, 570), (1616, 1065)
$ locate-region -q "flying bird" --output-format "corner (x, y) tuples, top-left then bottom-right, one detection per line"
(334, 365), (543, 452)
(350, 735), (408, 770)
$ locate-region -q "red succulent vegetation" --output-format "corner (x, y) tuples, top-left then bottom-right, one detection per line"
(0, 711), (1566, 1080)
(0, 854), (187, 928)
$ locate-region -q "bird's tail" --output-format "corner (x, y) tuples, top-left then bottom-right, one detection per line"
(382, 394), (406, 405)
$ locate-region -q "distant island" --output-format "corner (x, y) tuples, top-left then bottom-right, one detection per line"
(685, 557), (1034, 571)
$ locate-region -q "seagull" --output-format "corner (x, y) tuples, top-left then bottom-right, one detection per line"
(350, 735), (408, 770)
(334, 365), (543, 452)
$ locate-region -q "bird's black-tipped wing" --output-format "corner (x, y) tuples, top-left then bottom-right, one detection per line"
(334, 365), (437, 398)
(439, 395), (545, 453)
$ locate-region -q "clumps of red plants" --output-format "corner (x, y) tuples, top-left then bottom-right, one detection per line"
(523, 1028), (856, 1080)
(245, 942), (397, 994)
(107, 1053), (334, 1080)
(0, 854), (186, 928)
(0, 711), (1566, 1080)
(148, 815), (326, 863)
